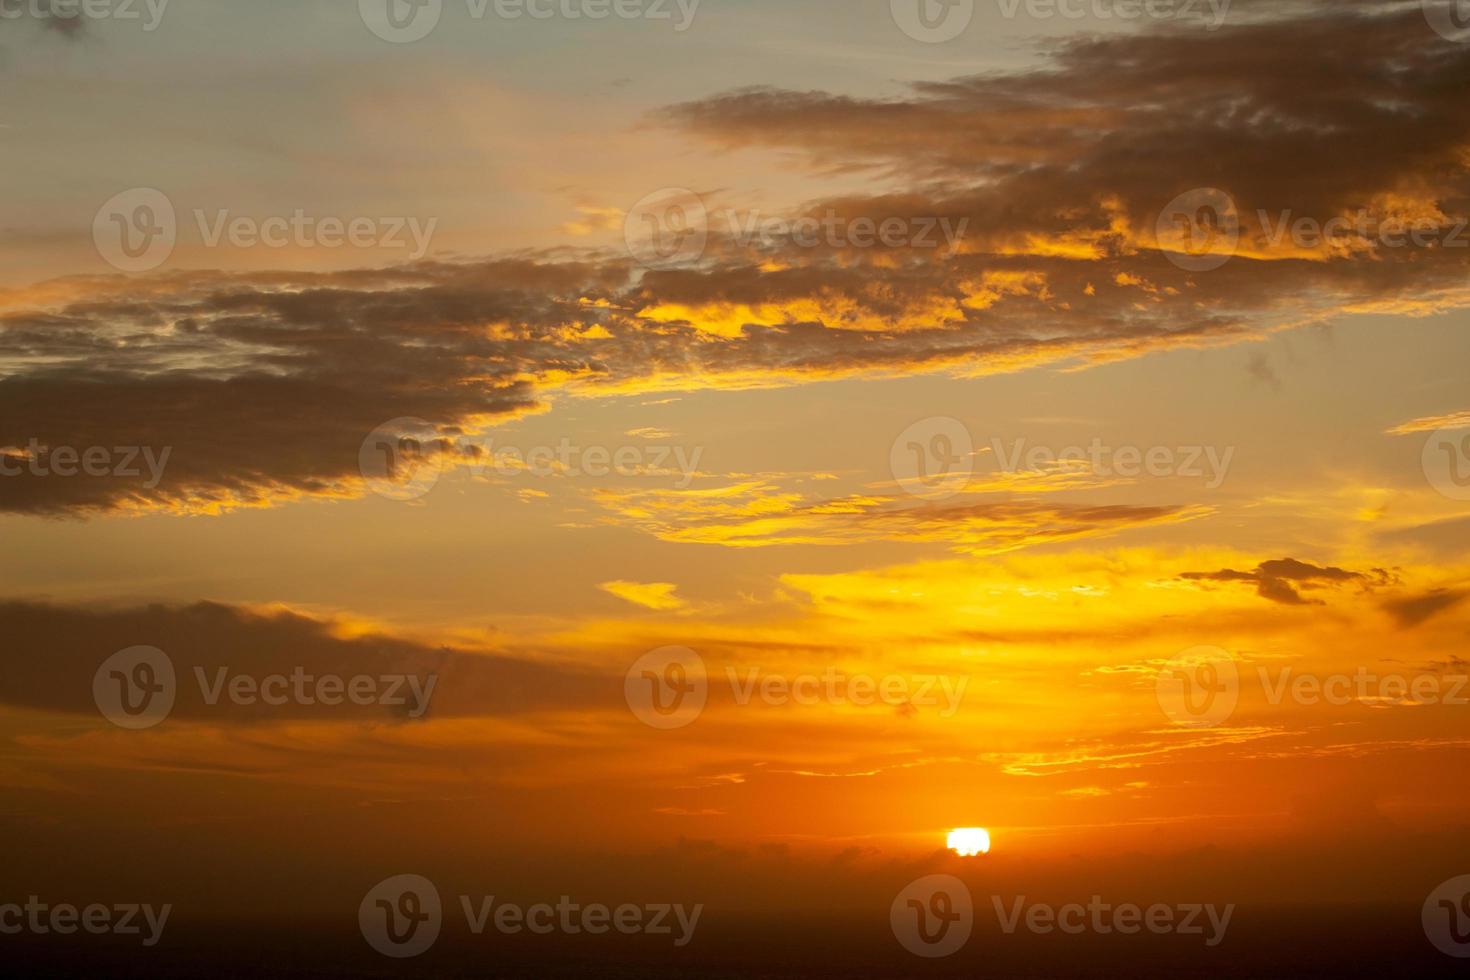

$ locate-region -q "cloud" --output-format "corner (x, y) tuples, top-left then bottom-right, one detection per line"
(1185, 557), (1400, 606)
(1180, 557), (1380, 605)
(1386, 410), (1470, 435)
(599, 580), (688, 611)
(0, 599), (614, 723)
(1383, 588), (1470, 629)
(593, 479), (1204, 553)
(624, 427), (675, 440)
(562, 206), (625, 237)
(4, 5), (1469, 518)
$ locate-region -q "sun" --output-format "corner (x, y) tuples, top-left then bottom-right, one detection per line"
(947, 827), (991, 856)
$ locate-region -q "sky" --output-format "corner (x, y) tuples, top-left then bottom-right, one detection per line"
(3, 0), (1470, 971)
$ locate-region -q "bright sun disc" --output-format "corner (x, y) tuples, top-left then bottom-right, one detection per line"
(947, 827), (991, 856)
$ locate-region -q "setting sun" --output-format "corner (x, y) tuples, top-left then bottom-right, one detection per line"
(6, 1), (1470, 975)
(947, 828), (992, 857)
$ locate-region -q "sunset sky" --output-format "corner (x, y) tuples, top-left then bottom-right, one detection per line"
(4, 0), (1470, 972)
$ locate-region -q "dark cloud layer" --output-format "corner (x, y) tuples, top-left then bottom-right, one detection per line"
(3, 4), (1468, 516)
(1181, 557), (1389, 605)
(1383, 587), (1470, 628)
(0, 599), (613, 722)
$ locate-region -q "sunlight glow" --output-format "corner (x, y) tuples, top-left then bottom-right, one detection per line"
(947, 827), (991, 856)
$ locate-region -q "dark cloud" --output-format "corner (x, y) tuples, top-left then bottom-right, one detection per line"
(1181, 557), (1381, 605)
(4, 4), (1469, 517)
(593, 479), (1202, 552)
(0, 599), (614, 723)
(1383, 588), (1470, 629)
